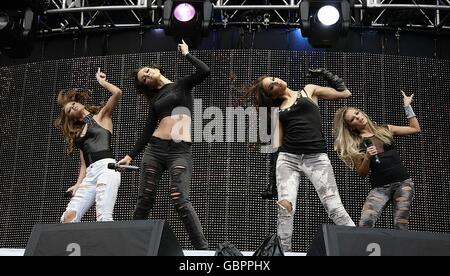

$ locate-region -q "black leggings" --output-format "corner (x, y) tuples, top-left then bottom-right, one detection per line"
(133, 136), (208, 250)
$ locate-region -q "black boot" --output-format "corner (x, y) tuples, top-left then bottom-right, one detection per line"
(261, 178), (277, 199)
(261, 152), (278, 200)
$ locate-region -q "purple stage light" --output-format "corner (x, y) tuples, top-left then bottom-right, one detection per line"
(173, 3), (196, 22)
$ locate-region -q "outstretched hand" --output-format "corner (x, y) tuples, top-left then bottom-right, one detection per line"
(118, 155), (132, 166)
(401, 90), (414, 107)
(96, 68), (108, 86)
(178, 39), (189, 56)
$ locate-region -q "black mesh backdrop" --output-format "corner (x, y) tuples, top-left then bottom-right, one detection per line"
(1, 50), (449, 252)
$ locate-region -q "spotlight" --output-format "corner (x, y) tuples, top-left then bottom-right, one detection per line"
(164, 0), (213, 47)
(0, 0), (50, 14)
(300, 0), (351, 48)
(0, 1), (48, 57)
(0, 12), (12, 31)
(0, 9), (35, 58)
(173, 3), (196, 22)
(317, 6), (340, 26)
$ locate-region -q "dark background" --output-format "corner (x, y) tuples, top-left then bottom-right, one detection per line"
(1, 27), (450, 65)
(1, 27), (450, 252)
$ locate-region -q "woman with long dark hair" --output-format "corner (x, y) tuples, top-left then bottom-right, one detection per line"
(117, 40), (210, 250)
(55, 69), (122, 222)
(334, 91), (420, 230)
(243, 69), (355, 252)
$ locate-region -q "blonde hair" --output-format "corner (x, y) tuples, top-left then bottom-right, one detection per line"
(54, 89), (104, 157)
(333, 107), (393, 168)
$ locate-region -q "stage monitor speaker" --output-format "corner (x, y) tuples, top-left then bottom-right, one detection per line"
(307, 225), (450, 256)
(24, 220), (184, 256)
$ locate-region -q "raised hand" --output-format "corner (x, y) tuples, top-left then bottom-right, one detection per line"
(401, 90), (414, 107)
(177, 39), (189, 56)
(307, 68), (325, 78)
(96, 68), (108, 86)
(307, 68), (347, 92)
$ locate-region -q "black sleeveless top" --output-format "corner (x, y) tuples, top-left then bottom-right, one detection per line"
(75, 114), (114, 166)
(278, 90), (327, 154)
(359, 134), (410, 188)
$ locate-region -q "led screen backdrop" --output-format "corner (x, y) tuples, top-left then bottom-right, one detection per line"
(1, 50), (449, 252)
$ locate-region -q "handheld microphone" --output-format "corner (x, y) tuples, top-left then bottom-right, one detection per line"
(107, 163), (140, 171)
(363, 138), (381, 164)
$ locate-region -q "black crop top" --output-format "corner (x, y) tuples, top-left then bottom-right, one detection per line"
(75, 114), (114, 166)
(359, 134), (410, 188)
(278, 90), (327, 154)
(128, 53), (210, 159)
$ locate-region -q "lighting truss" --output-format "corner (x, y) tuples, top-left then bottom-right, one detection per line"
(36, 0), (450, 35)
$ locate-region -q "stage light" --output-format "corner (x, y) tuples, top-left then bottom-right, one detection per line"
(300, 0), (351, 48)
(164, 0), (213, 47)
(0, 1), (49, 57)
(0, 0), (50, 14)
(317, 5), (340, 26)
(173, 3), (196, 22)
(0, 9), (35, 58)
(0, 12), (12, 32)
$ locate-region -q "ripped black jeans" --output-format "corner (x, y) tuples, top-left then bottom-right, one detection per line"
(133, 136), (208, 250)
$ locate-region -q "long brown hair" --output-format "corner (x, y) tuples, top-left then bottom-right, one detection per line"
(240, 76), (283, 109)
(130, 64), (165, 101)
(333, 107), (393, 168)
(239, 76), (284, 148)
(54, 89), (104, 157)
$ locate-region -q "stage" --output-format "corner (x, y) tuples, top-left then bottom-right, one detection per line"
(0, 248), (305, 257)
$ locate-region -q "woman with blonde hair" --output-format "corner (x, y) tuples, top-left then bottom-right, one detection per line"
(55, 68), (122, 223)
(333, 91), (421, 230)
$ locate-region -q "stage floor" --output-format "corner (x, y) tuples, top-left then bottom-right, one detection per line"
(0, 248), (305, 256)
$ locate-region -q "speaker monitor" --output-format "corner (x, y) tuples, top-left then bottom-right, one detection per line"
(24, 220), (184, 256)
(307, 224), (450, 256)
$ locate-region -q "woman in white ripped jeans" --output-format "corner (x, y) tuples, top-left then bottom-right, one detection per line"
(55, 68), (122, 222)
(63, 158), (121, 222)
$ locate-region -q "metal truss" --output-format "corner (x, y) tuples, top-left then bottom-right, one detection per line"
(36, 0), (450, 35)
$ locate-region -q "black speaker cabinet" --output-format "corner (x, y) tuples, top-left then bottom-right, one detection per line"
(24, 220), (184, 256)
(307, 225), (450, 256)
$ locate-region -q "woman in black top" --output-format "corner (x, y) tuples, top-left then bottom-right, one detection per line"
(243, 69), (355, 252)
(55, 69), (122, 222)
(334, 91), (421, 230)
(118, 40), (210, 249)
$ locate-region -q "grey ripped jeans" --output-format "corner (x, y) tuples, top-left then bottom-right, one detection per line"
(276, 152), (355, 252)
(359, 179), (414, 230)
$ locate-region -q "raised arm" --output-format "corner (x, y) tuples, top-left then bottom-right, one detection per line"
(178, 40), (211, 88)
(388, 90), (421, 136)
(304, 84), (352, 103)
(96, 68), (123, 120)
(306, 68), (352, 102)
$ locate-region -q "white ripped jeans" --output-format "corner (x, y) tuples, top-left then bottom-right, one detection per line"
(61, 158), (121, 222)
